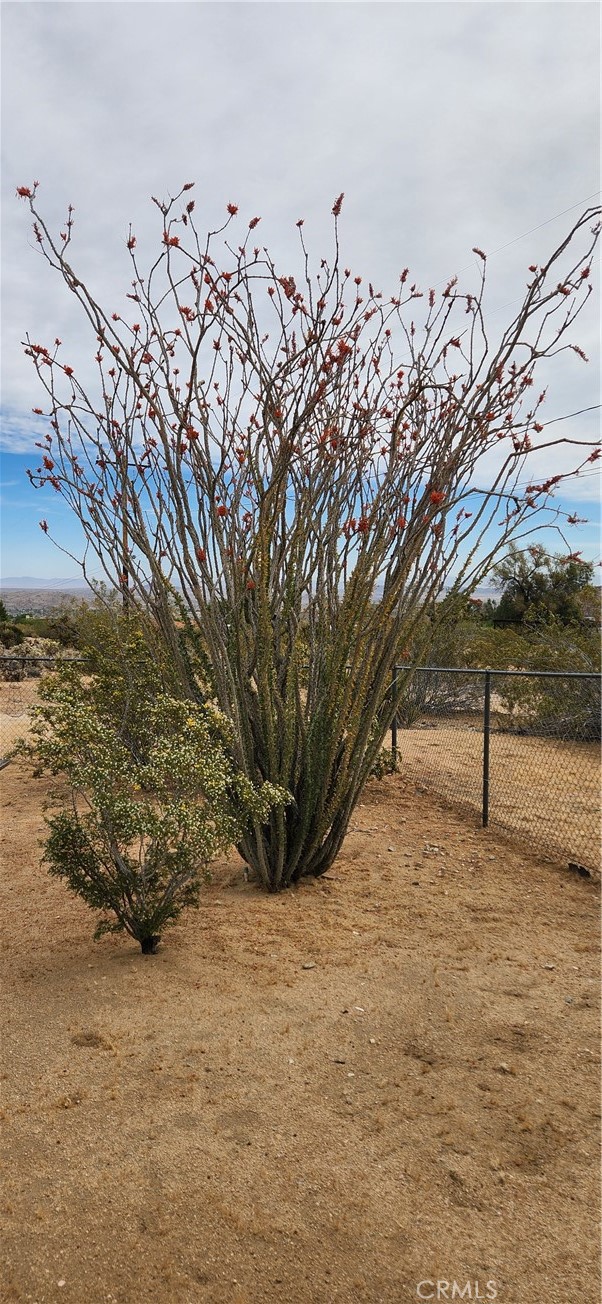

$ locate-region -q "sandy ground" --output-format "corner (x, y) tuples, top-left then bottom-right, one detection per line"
(0, 758), (600, 1304)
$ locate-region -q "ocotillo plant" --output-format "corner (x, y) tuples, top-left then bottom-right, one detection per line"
(18, 183), (600, 888)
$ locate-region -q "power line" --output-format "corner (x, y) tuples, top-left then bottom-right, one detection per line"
(437, 190), (601, 289)
(486, 192), (601, 259)
(542, 405), (600, 427)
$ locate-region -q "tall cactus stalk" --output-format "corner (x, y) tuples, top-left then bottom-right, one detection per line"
(18, 183), (600, 887)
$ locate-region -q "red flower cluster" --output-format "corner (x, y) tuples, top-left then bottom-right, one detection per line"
(332, 193), (344, 218)
(279, 276), (297, 301)
(429, 491), (445, 506)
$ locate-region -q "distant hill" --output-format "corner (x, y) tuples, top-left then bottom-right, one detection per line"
(0, 586), (98, 617)
(0, 577), (92, 590)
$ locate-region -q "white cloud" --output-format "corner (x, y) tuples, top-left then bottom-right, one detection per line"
(1, 2), (599, 503)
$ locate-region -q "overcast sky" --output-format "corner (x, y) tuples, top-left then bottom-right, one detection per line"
(1, 0), (600, 580)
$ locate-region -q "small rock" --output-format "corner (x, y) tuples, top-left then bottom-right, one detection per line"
(302, 962), (316, 970)
(543, 963), (556, 970)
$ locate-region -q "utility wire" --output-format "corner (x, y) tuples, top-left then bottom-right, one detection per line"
(486, 192), (601, 258)
(435, 190), (601, 289)
(541, 404), (600, 427)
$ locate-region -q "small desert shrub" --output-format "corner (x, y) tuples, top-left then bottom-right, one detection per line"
(0, 622), (25, 649)
(29, 669), (287, 952)
(369, 747), (399, 779)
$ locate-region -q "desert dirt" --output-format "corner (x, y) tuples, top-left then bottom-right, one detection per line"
(1, 757), (600, 1304)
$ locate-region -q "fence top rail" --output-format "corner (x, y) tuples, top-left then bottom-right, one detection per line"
(0, 656), (599, 682)
(394, 665), (601, 681)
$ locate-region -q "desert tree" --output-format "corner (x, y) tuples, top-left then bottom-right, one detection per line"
(17, 182), (600, 888)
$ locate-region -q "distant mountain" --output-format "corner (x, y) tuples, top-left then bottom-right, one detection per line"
(0, 576), (91, 589)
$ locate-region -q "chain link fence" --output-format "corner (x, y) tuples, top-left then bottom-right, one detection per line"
(0, 657), (85, 766)
(391, 666), (601, 875)
(2, 657), (600, 875)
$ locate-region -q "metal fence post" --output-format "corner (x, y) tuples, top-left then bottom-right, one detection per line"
(482, 668), (491, 827)
(391, 664), (398, 765)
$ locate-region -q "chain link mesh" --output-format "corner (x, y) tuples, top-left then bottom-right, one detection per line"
(0, 657), (84, 764)
(395, 667), (601, 874)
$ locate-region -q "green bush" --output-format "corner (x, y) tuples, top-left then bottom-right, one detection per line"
(0, 622), (24, 649)
(491, 626), (601, 741)
(28, 667), (288, 953)
(61, 594), (215, 763)
(396, 611), (600, 740)
(369, 747), (399, 779)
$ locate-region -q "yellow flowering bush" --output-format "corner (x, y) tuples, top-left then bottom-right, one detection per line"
(29, 668), (287, 953)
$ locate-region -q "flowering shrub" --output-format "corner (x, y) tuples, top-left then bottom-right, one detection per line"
(29, 668), (287, 951)
(18, 184), (601, 888)
(64, 592), (214, 763)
